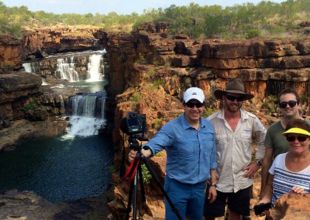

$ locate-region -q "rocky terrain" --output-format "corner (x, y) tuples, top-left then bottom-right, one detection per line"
(0, 22), (309, 219)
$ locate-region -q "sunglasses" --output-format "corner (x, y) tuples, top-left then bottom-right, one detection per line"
(225, 94), (244, 102)
(286, 135), (308, 142)
(279, 100), (298, 108)
(185, 101), (204, 108)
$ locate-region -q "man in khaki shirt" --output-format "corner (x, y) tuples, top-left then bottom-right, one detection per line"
(204, 78), (266, 220)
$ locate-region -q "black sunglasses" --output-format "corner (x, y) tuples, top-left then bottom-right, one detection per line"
(286, 135), (308, 142)
(279, 100), (298, 108)
(225, 94), (244, 102)
(185, 101), (204, 108)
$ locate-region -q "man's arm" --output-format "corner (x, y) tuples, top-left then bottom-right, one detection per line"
(243, 116), (266, 178)
(210, 169), (218, 185)
(260, 147), (274, 197)
(258, 174), (274, 204)
(208, 169), (218, 203)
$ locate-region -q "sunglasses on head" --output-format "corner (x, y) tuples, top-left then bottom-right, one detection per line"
(286, 135), (308, 142)
(279, 100), (298, 108)
(225, 94), (244, 102)
(185, 101), (204, 108)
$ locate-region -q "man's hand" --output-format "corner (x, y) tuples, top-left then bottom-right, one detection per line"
(208, 185), (217, 203)
(128, 148), (152, 162)
(128, 150), (137, 162)
(141, 148), (152, 158)
(243, 161), (260, 178)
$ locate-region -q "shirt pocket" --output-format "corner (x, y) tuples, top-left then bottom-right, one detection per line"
(200, 129), (215, 149)
(174, 135), (197, 156)
(237, 129), (252, 145)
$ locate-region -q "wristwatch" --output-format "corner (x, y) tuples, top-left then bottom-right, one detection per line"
(210, 183), (217, 188)
(256, 159), (263, 167)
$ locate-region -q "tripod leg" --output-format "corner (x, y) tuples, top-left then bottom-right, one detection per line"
(141, 157), (182, 220)
(138, 165), (146, 204)
(132, 172), (138, 220)
(126, 180), (134, 220)
(125, 172), (139, 220)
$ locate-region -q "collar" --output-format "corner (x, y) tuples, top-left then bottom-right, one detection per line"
(181, 113), (205, 129)
(216, 109), (249, 121)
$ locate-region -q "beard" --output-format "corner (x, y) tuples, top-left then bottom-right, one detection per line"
(225, 102), (242, 113)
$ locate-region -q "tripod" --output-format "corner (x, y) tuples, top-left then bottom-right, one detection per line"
(124, 151), (182, 220)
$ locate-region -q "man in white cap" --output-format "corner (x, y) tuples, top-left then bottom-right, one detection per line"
(129, 87), (217, 219)
(204, 78), (266, 220)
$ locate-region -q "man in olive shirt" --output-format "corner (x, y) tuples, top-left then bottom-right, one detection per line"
(261, 88), (304, 195)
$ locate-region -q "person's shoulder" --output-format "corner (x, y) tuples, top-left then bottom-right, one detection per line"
(201, 117), (213, 126)
(243, 110), (259, 119)
(166, 115), (181, 125)
(274, 152), (287, 161)
(207, 111), (220, 121)
(267, 121), (281, 131)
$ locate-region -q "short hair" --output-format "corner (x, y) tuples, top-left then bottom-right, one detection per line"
(285, 119), (310, 132)
(278, 88), (300, 103)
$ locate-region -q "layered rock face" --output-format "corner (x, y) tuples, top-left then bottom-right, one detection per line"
(0, 27), (108, 151)
(0, 35), (23, 71)
(23, 26), (107, 58)
(105, 24), (310, 219)
(0, 24), (309, 219)
(0, 72), (41, 121)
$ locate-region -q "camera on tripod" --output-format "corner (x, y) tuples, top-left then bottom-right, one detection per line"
(120, 112), (147, 150)
(120, 112), (182, 220)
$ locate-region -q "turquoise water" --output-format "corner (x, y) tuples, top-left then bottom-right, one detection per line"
(0, 135), (114, 202)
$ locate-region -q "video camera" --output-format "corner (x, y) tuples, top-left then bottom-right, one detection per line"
(254, 202), (272, 215)
(120, 112), (147, 150)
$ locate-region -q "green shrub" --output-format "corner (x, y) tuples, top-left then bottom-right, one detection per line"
(261, 95), (277, 113)
(22, 101), (38, 112)
(141, 164), (152, 184)
(152, 118), (162, 130)
(130, 92), (142, 103)
(202, 107), (217, 118)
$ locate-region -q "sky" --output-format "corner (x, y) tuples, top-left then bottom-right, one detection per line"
(2, 0), (286, 15)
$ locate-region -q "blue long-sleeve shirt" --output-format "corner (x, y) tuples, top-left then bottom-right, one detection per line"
(147, 114), (217, 184)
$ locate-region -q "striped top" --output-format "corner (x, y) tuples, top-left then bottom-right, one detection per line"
(269, 152), (310, 204)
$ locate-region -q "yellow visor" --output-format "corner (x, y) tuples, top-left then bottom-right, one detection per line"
(283, 127), (310, 136)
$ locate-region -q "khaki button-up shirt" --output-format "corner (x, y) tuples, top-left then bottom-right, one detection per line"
(208, 109), (266, 193)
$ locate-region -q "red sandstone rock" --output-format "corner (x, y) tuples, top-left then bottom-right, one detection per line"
(0, 35), (22, 71)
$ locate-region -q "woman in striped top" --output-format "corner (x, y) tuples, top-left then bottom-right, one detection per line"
(258, 119), (310, 207)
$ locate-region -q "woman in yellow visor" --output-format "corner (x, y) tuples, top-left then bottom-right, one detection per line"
(257, 118), (310, 214)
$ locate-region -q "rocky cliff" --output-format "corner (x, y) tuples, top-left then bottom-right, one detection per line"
(0, 35), (23, 71)
(0, 27), (108, 151)
(0, 23), (309, 219)
(104, 24), (310, 219)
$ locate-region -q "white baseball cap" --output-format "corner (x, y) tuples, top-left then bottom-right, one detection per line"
(183, 87), (205, 103)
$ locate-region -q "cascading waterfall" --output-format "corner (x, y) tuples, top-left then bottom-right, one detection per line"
(22, 50), (106, 83)
(22, 50), (108, 138)
(4, 51), (112, 203)
(86, 53), (104, 82)
(22, 62), (48, 85)
(56, 57), (80, 82)
(22, 63), (32, 73)
(66, 91), (106, 137)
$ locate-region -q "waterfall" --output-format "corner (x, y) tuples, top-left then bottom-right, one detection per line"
(66, 91), (106, 137)
(22, 62), (47, 85)
(86, 54), (104, 82)
(23, 63), (32, 73)
(56, 57), (80, 82)
(22, 50), (108, 137)
(22, 50), (106, 83)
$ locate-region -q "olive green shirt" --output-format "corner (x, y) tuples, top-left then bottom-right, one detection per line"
(264, 121), (288, 157)
(265, 120), (310, 157)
